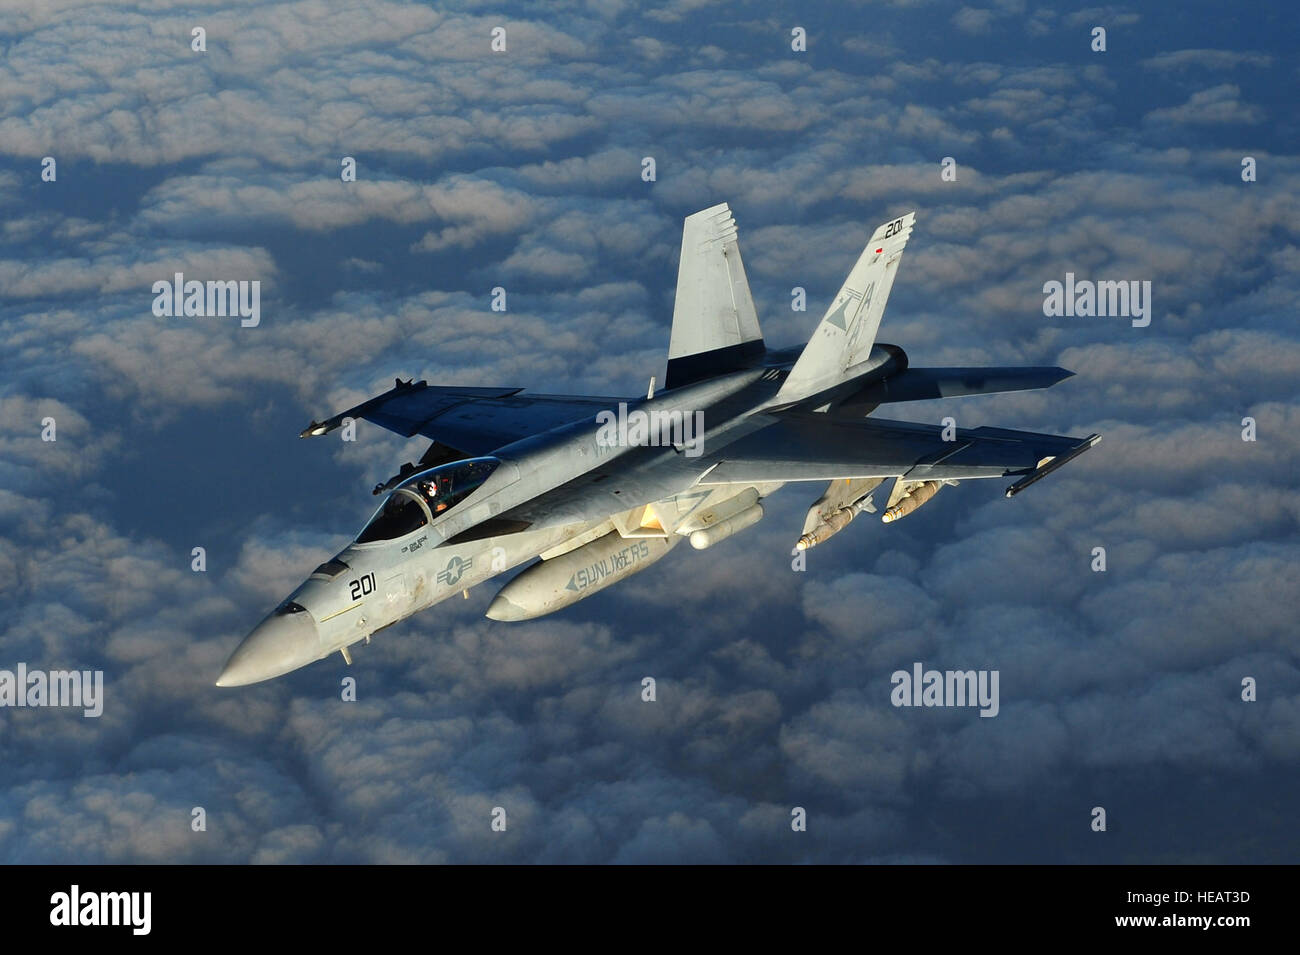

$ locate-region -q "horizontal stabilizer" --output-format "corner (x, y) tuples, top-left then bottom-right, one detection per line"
(838, 366), (1074, 410)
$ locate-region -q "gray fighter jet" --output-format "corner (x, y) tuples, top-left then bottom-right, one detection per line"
(216, 205), (1098, 686)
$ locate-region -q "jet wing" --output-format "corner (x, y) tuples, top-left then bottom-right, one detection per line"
(697, 412), (1099, 491)
(299, 378), (620, 455)
(488, 410), (1099, 534)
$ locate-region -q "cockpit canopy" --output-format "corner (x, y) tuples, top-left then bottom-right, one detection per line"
(403, 456), (500, 516)
(356, 457), (501, 544)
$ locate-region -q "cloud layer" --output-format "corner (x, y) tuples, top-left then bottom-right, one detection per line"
(1, 0), (1297, 863)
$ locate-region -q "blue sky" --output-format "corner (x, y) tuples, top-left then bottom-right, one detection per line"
(1, 0), (1297, 862)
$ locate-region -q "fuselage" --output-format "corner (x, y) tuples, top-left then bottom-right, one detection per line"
(215, 345), (905, 686)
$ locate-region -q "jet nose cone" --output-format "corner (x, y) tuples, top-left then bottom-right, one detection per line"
(216, 610), (320, 687)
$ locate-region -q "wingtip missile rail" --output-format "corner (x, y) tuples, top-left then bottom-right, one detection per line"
(1004, 433), (1101, 498)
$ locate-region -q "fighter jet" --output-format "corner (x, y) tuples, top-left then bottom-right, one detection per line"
(216, 205), (1099, 686)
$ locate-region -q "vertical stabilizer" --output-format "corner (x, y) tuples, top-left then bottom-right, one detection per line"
(665, 203), (765, 389)
(777, 211), (916, 402)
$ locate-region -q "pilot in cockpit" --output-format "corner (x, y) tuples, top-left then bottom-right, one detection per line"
(419, 476), (453, 513)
